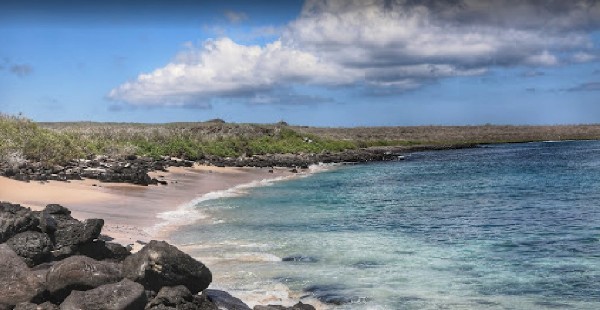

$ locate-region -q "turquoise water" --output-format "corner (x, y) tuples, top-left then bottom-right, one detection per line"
(170, 141), (600, 309)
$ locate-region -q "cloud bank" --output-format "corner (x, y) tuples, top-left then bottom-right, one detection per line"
(109, 0), (600, 107)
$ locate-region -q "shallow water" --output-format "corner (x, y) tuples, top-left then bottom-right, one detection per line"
(170, 141), (600, 309)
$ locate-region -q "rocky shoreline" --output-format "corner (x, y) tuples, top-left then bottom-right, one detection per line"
(0, 201), (315, 310)
(0, 144), (476, 186)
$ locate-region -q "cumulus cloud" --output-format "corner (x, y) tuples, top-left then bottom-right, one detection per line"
(109, 0), (600, 107)
(108, 38), (356, 106)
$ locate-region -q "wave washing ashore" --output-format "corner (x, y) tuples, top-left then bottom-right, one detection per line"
(166, 140), (600, 310)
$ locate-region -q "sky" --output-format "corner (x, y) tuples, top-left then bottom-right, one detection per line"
(1, 0), (600, 126)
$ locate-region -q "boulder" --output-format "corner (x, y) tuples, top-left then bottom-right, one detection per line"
(0, 244), (46, 306)
(76, 240), (131, 261)
(122, 240), (211, 294)
(59, 279), (146, 310)
(145, 286), (194, 309)
(6, 231), (53, 267)
(204, 290), (250, 310)
(46, 255), (122, 302)
(53, 218), (104, 250)
(0, 202), (39, 243)
(14, 302), (59, 310)
(254, 302), (315, 310)
(38, 204), (103, 257)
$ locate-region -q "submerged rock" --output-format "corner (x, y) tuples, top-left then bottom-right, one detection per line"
(46, 255), (122, 302)
(281, 255), (318, 263)
(59, 279), (146, 310)
(123, 240), (212, 294)
(0, 244), (46, 306)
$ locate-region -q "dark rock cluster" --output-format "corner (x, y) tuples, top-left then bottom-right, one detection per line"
(0, 156), (194, 186)
(0, 202), (315, 310)
(202, 147), (409, 169)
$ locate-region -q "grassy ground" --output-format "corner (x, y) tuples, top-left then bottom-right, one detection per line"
(2, 114), (600, 166)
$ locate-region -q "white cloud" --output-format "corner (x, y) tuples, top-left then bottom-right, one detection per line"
(572, 52), (596, 63)
(524, 51), (559, 67)
(109, 0), (600, 107)
(108, 38), (355, 106)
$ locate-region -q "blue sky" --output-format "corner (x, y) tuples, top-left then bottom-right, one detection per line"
(1, 0), (600, 126)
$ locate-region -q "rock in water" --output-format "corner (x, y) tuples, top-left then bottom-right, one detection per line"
(46, 255), (122, 302)
(122, 240), (212, 294)
(6, 231), (53, 267)
(0, 244), (46, 306)
(59, 279), (146, 310)
(254, 302), (316, 310)
(0, 202), (39, 243)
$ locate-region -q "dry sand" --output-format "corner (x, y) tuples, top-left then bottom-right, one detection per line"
(0, 164), (290, 248)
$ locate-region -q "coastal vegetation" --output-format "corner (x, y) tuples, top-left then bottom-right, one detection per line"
(2, 113), (600, 166)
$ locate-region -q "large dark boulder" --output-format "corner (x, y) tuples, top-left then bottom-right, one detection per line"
(204, 290), (251, 310)
(46, 255), (122, 302)
(59, 279), (146, 310)
(14, 301), (59, 310)
(145, 285), (210, 310)
(53, 218), (104, 250)
(0, 202), (39, 243)
(0, 244), (46, 306)
(123, 240), (211, 294)
(6, 231), (53, 267)
(38, 204), (104, 257)
(76, 240), (131, 261)
(253, 302), (315, 310)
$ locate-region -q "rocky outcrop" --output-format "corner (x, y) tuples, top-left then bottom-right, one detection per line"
(0, 202), (313, 310)
(1, 156), (193, 186)
(123, 240), (212, 294)
(59, 279), (146, 310)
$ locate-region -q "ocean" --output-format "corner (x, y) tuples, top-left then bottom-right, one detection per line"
(168, 140), (600, 309)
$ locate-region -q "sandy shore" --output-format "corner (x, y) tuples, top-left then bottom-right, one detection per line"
(0, 164), (289, 248)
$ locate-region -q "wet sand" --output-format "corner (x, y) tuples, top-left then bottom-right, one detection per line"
(0, 164), (288, 248)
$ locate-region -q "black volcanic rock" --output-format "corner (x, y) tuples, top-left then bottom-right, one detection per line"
(6, 231), (53, 267)
(0, 244), (46, 306)
(254, 302), (315, 310)
(145, 285), (215, 310)
(123, 240), (212, 294)
(204, 290), (251, 310)
(46, 255), (122, 302)
(59, 279), (146, 310)
(76, 240), (131, 261)
(0, 202), (39, 243)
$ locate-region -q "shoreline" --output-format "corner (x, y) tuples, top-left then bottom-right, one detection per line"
(0, 164), (291, 249)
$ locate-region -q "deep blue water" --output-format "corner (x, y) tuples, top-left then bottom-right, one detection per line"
(171, 140), (600, 309)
